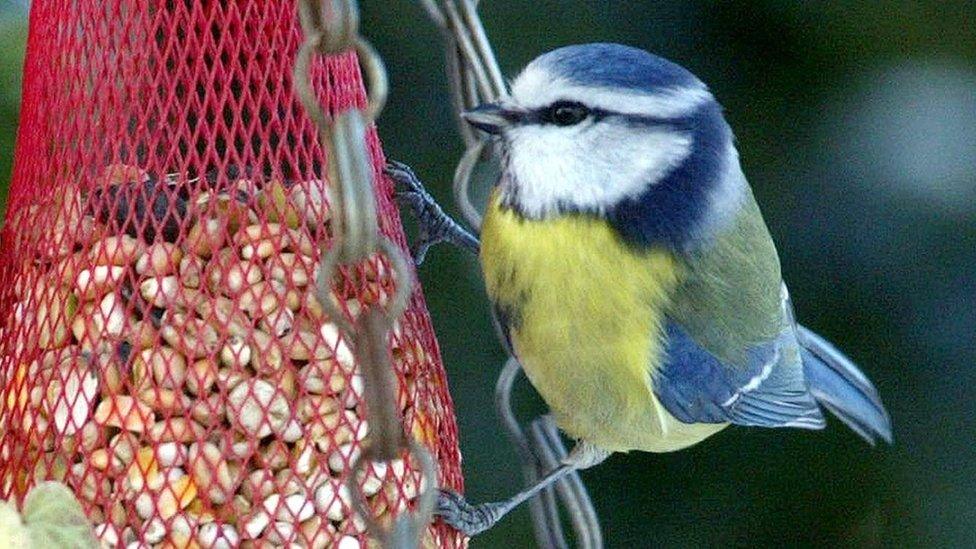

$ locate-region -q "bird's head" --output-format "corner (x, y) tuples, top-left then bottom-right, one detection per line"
(466, 43), (743, 248)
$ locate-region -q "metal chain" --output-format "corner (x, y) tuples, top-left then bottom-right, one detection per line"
(295, 2), (437, 547)
(420, 2), (604, 547)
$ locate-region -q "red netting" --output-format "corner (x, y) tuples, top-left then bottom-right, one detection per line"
(0, 1), (464, 547)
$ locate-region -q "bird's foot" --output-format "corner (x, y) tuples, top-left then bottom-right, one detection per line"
(385, 160), (480, 265)
(435, 489), (509, 537)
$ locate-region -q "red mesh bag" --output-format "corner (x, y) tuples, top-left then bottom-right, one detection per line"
(0, 1), (463, 547)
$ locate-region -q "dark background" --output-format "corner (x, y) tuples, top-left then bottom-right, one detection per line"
(2, 1), (974, 547)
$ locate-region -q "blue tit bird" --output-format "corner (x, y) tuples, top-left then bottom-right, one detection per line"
(390, 42), (892, 537)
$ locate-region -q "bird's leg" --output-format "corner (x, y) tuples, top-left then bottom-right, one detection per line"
(530, 417), (603, 548)
(436, 441), (610, 537)
(385, 160), (480, 265)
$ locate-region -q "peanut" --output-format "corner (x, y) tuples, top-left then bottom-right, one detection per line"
(136, 243), (183, 276)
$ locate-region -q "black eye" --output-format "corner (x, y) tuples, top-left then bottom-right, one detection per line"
(544, 101), (590, 126)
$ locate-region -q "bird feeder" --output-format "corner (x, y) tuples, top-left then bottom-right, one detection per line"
(0, 1), (463, 547)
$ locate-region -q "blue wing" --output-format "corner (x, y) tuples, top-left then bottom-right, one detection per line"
(654, 321), (826, 429)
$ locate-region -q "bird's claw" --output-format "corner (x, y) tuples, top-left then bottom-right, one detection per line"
(385, 160), (480, 265)
(435, 489), (507, 537)
(386, 160), (424, 195)
(410, 240), (433, 267)
(386, 161), (433, 217)
(386, 161), (445, 266)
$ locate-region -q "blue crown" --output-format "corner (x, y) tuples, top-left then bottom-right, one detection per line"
(535, 43), (705, 93)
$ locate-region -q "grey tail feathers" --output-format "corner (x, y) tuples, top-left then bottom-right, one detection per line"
(797, 325), (893, 445)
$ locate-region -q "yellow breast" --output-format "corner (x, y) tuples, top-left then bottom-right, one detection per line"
(480, 196), (726, 452)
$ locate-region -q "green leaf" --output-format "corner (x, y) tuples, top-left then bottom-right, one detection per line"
(22, 482), (98, 549)
(0, 501), (30, 548)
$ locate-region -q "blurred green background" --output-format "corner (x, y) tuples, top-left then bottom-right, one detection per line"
(2, 1), (974, 547)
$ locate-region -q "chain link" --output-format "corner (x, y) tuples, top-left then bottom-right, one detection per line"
(295, 2), (436, 547)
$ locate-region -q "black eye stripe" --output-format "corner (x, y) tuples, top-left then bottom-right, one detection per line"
(525, 104), (690, 128)
(536, 101), (591, 126)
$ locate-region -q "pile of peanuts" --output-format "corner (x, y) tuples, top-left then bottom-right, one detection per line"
(1, 166), (444, 548)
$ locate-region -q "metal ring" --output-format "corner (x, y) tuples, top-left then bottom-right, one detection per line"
(441, 1), (496, 100)
(419, 0), (446, 28)
(446, 42), (480, 149)
(453, 140), (487, 229)
(421, 0), (487, 32)
(332, 0), (361, 53)
(458, 0), (506, 97)
(356, 38), (389, 122)
(316, 237), (412, 337)
(347, 439), (439, 547)
(409, 439), (440, 533)
(316, 243), (356, 335)
(297, 0), (322, 36)
(300, 0), (360, 54)
(294, 35), (332, 129)
(378, 237), (413, 323)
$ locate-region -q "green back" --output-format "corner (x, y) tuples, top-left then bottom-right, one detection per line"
(667, 189), (785, 367)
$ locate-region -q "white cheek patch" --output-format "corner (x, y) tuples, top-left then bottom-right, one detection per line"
(499, 61), (714, 218)
(504, 122), (693, 218)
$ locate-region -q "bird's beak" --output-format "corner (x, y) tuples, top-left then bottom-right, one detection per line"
(462, 103), (522, 135)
